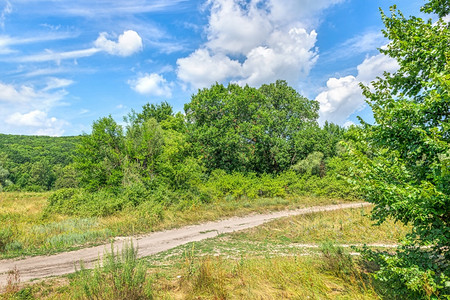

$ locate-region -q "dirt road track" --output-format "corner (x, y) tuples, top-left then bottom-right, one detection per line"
(0, 202), (370, 285)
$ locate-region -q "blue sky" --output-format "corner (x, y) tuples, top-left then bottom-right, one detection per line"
(0, 0), (425, 136)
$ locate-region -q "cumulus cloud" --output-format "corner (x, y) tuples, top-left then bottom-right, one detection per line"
(5, 110), (67, 136)
(316, 75), (363, 125)
(0, 79), (70, 136)
(177, 49), (242, 89)
(206, 0), (272, 55)
(176, 0), (335, 90)
(94, 30), (143, 56)
(316, 53), (399, 125)
(129, 73), (172, 97)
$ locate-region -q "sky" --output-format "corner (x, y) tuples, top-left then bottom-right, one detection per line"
(0, 0), (427, 136)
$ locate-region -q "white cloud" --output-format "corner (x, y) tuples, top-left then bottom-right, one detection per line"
(316, 75), (363, 125)
(10, 30), (142, 63)
(356, 53), (399, 83)
(177, 0), (326, 89)
(94, 30), (143, 56)
(0, 80), (70, 136)
(43, 77), (74, 91)
(0, 0), (11, 29)
(267, 0), (345, 28)
(177, 48), (242, 89)
(206, 0), (272, 55)
(0, 32), (80, 56)
(16, 48), (100, 63)
(5, 110), (67, 136)
(129, 73), (172, 97)
(239, 28), (317, 87)
(316, 53), (399, 125)
(6, 110), (49, 126)
(343, 120), (355, 128)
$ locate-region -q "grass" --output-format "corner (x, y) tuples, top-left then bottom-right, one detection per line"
(229, 206), (409, 245)
(3, 206), (410, 299)
(0, 191), (352, 258)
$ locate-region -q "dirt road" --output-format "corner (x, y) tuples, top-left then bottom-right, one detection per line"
(0, 202), (370, 285)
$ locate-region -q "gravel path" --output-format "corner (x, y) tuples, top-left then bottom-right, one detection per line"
(0, 202), (370, 285)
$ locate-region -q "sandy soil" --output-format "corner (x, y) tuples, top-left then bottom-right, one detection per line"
(0, 202), (370, 285)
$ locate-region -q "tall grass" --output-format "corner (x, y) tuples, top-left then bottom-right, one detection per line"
(72, 241), (152, 300)
(0, 191), (348, 258)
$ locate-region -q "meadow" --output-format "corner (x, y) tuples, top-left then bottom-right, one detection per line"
(0, 191), (352, 259)
(2, 205), (410, 299)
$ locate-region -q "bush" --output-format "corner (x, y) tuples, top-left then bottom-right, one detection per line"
(46, 188), (125, 217)
(362, 247), (450, 299)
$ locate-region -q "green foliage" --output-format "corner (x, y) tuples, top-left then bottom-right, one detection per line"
(0, 134), (80, 191)
(75, 116), (125, 191)
(46, 188), (125, 217)
(0, 160), (12, 191)
(185, 80), (322, 173)
(126, 101), (173, 124)
(73, 241), (152, 299)
(124, 118), (164, 179)
(291, 151), (324, 176)
(351, 1), (450, 298)
(53, 164), (79, 189)
(201, 170), (289, 200)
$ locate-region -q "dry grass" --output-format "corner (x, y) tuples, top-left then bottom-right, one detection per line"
(0, 192), (351, 258)
(232, 206), (410, 245)
(2, 205), (404, 299)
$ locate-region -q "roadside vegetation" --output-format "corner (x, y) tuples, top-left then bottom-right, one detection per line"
(3, 206), (410, 299)
(0, 191), (350, 259)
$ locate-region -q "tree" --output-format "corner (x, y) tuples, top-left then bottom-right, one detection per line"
(351, 1), (449, 298)
(185, 80), (320, 173)
(75, 116), (125, 191)
(126, 101), (173, 124)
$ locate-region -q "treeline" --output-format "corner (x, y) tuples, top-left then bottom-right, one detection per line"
(0, 134), (80, 191)
(43, 80), (358, 216)
(1, 80), (355, 196)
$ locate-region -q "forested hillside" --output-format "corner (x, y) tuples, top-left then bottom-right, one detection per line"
(0, 134), (81, 191)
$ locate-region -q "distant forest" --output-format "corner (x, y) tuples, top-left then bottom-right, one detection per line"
(0, 134), (81, 191)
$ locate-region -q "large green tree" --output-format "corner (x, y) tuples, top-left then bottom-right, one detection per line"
(352, 1), (449, 298)
(185, 80), (320, 173)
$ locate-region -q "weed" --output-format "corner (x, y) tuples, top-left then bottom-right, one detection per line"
(320, 240), (356, 279)
(71, 241), (152, 299)
(2, 266), (21, 298)
(0, 226), (13, 252)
